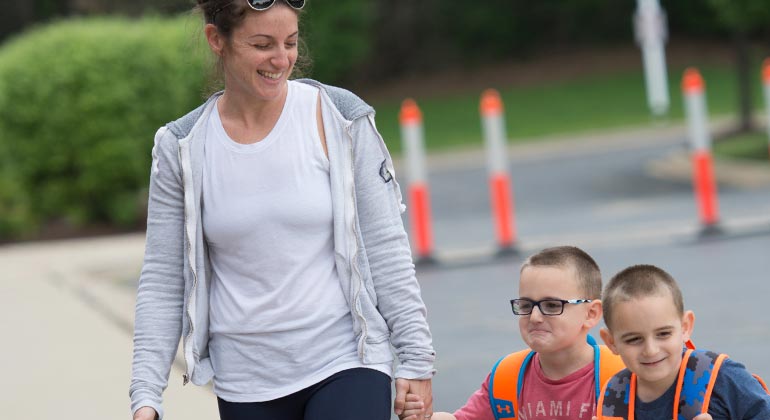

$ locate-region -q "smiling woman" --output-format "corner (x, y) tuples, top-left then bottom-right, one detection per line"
(128, 1), (436, 420)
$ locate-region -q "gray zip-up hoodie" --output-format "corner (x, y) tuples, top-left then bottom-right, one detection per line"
(129, 79), (435, 418)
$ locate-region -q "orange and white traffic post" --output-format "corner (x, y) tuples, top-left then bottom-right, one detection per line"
(682, 67), (721, 235)
(762, 58), (770, 160)
(480, 89), (518, 254)
(399, 99), (435, 263)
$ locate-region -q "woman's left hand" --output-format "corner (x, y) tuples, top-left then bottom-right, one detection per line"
(394, 378), (433, 419)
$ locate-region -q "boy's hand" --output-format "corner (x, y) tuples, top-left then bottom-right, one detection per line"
(397, 393), (425, 420)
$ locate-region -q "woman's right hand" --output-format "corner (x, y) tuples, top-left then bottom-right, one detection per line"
(133, 406), (158, 420)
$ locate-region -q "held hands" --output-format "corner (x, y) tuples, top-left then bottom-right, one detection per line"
(133, 406), (158, 420)
(397, 393), (427, 420)
(394, 378), (433, 420)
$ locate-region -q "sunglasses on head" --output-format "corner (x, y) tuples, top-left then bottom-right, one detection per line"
(246, 0), (305, 11)
(211, 0), (304, 23)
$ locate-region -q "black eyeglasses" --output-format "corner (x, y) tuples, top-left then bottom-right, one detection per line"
(247, 0), (305, 11)
(510, 298), (592, 316)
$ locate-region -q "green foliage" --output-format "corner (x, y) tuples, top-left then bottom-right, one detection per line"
(302, 0), (375, 83)
(714, 131), (770, 161)
(0, 165), (34, 239)
(706, 0), (770, 30)
(435, 0), (636, 59)
(0, 15), (209, 239)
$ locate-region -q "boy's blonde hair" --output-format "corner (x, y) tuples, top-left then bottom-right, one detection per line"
(603, 264), (684, 330)
(520, 246), (602, 300)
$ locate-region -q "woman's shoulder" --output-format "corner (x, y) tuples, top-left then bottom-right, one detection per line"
(164, 92), (221, 140)
(294, 78), (374, 121)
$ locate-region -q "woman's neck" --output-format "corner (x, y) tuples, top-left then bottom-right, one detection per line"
(217, 83), (288, 144)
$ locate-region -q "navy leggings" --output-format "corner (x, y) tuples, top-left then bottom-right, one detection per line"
(217, 368), (392, 420)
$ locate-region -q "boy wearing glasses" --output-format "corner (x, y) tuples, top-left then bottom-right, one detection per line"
(595, 264), (770, 420)
(402, 246), (624, 420)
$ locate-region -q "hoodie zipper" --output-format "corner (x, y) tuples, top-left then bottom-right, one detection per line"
(345, 124), (369, 360)
(179, 143), (198, 385)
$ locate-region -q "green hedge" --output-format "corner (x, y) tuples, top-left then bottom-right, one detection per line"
(0, 8), (375, 240)
(0, 15), (209, 239)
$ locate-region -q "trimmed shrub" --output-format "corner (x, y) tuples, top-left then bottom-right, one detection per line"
(0, 7), (376, 240)
(0, 15), (209, 239)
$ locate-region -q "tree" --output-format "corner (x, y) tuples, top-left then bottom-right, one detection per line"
(0, 0), (68, 43)
(707, 0), (770, 133)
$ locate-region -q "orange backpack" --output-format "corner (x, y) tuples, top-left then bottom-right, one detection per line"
(488, 336), (625, 420)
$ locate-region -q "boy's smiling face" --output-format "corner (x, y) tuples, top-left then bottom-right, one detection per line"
(600, 293), (694, 401)
(518, 265), (599, 355)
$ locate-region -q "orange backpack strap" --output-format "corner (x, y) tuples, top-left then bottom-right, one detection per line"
(753, 374), (770, 393)
(588, 333), (625, 403)
(488, 349), (534, 420)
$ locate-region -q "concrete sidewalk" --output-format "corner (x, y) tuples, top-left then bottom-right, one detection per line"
(0, 234), (218, 419)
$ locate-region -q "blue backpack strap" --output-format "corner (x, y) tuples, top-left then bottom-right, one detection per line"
(598, 368), (633, 419)
(675, 349), (727, 420)
(516, 351), (536, 399)
(589, 335), (601, 400)
(590, 334), (627, 405)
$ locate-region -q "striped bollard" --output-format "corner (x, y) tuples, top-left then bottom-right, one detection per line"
(400, 99), (435, 264)
(682, 68), (721, 236)
(762, 58), (770, 159)
(480, 89), (518, 255)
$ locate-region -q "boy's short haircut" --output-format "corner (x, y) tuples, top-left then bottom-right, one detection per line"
(603, 264), (684, 330)
(520, 245), (602, 300)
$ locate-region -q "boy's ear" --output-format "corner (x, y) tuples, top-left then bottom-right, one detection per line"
(584, 299), (603, 329)
(599, 327), (619, 355)
(681, 310), (695, 343)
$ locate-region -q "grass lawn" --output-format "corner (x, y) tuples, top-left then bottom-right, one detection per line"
(714, 130), (770, 162)
(369, 62), (769, 155)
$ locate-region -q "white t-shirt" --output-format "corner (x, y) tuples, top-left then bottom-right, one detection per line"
(202, 81), (388, 402)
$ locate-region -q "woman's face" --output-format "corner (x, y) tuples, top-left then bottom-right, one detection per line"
(216, 4), (299, 102)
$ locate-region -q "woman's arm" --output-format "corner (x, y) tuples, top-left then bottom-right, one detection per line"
(351, 114), (435, 375)
(129, 127), (187, 419)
